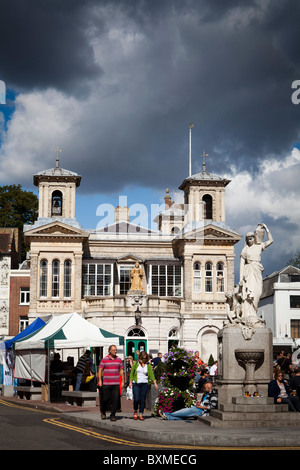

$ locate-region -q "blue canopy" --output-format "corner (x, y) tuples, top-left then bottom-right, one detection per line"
(4, 317), (46, 349)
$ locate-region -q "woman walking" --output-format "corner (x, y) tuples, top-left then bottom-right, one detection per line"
(129, 351), (158, 420)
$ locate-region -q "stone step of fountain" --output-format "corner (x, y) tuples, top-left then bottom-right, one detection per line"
(198, 410), (300, 427)
(219, 403), (288, 413)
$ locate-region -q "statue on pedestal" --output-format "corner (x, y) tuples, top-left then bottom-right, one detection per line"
(239, 223), (273, 326)
(129, 262), (144, 292)
(225, 223), (273, 336)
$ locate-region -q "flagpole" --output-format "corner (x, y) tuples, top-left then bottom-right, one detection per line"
(189, 123), (194, 177)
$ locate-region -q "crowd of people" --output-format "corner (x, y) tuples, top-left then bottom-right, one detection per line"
(268, 350), (300, 412)
(96, 347), (219, 422)
(50, 346), (300, 421)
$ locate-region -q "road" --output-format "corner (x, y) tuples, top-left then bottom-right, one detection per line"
(0, 399), (189, 455)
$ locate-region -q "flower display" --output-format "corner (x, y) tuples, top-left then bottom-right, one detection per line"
(153, 388), (196, 415)
(153, 346), (198, 415)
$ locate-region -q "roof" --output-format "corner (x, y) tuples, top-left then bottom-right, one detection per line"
(179, 170), (231, 190)
(261, 265), (300, 298)
(92, 220), (159, 235)
(33, 163), (81, 187)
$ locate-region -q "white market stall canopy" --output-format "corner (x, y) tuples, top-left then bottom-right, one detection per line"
(14, 312), (122, 350)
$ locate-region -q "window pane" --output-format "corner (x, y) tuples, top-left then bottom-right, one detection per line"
(151, 264), (182, 297)
(82, 264), (112, 297)
(290, 296), (300, 308)
(64, 260), (72, 297)
(291, 320), (300, 337)
(52, 260), (60, 297)
(40, 260), (48, 297)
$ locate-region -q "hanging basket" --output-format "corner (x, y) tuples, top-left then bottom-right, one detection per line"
(169, 375), (190, 391)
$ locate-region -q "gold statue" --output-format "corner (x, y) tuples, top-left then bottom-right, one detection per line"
(129, 262), (144, 292)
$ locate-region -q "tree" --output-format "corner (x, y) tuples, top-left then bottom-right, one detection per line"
(0, 184), (38, 259)
(287, 252), (300, 269)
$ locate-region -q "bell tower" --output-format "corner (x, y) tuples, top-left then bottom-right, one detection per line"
(179, 153), (230, 225)
(33, 151), (81, 223)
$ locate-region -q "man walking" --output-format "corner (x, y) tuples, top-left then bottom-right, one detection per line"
(98, 345), (124, 422)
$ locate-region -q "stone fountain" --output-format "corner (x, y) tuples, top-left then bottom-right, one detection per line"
(195, 224), (293, 427)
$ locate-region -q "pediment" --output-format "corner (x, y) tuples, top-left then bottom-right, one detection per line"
(24, 221), (89, 239)
(173, 221), (242, 244)
(116, 254), (143, 263)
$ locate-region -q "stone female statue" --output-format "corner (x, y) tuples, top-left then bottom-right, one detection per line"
(239, 223), (273, 326)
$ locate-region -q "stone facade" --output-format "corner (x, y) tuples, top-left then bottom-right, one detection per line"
(0, 228), (21, 337)
(23, 160), (242, 361)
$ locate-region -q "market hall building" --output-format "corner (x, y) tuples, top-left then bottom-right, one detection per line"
(23, 157), (241, 362)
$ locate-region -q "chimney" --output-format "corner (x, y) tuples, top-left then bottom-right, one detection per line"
(115, 206), (130, 222)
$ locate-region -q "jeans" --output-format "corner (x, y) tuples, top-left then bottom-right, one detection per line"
(133, 382), (148, 414)
(102, 385), (120, 416)
(164, 405), (204, 420)
(281, 396), (300, 412)
(75, 372), (83, 391)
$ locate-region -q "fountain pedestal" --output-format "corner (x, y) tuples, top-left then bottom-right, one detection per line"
(216, 326), (273, 405)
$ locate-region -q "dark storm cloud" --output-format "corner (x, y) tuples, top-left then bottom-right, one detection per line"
(0, 0), (102, 96)
(70, 0), (300, 194)
(1, 0), (300, 195)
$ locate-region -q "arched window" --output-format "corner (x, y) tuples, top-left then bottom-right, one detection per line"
(51, 190), (63, 216)
(202, 194), (212, 220)
(168, 328), (179, 350)
(64, 260), (72, 298)
(39, 259), (48, 297)
(216, 262), (225, 293)
(193, 262), (201, 293)
(205, 262), (213, 292)
(52, 259), (60, 297)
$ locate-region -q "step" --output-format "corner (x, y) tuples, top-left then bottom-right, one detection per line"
(219, 403), (288, 413)
(198, 414), (300, 428)
(210, 409), (298, 421)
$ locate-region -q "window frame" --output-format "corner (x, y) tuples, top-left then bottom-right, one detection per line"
(150, 263), (182, 297)
(118, 264), (134, 295)
(82, 262), (113, 297)
(39, 259), (48, 298)
(51, 259), (60, 298)
(205, 262), (213, 292)
(216, 261), (225, 293)
(193, 262), (201, 293)
(20, 287), (30, 305)
(290, 295), (300, 309)
(63, 259), (72, 298)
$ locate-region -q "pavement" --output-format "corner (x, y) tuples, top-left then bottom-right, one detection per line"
(1, 393), (300, 449)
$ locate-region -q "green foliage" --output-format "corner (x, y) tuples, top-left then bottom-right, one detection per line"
(0, 184), (38, 259)
(0, 185), (38, 228)
(154, 360), (167, 382)
(208, 354), (215, 367)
